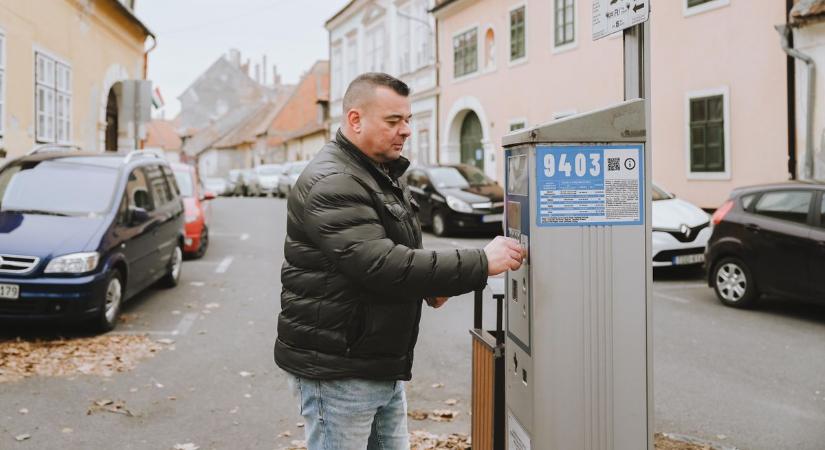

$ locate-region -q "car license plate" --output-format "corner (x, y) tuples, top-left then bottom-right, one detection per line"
(482, 214), (503, 223)
(673, 254), (704, 265)
(0, 284), (19, 299)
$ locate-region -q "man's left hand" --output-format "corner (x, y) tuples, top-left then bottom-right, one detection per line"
(426, 296), (449, 308)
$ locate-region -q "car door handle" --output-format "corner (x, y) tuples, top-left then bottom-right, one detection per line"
(745, 224), (761, 232)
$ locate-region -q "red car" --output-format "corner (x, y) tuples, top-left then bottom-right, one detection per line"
(170, 163), (214, 258)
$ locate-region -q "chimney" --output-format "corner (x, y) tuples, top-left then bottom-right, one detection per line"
(227, 48), (241, 67)
(272, 65), (282, 86)
(254, 63), (261, 83)
(262, 55), (268, 86)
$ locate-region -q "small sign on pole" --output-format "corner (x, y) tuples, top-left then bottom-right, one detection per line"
(592, 0), (649, 41)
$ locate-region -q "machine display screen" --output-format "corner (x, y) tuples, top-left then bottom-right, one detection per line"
(507, 155), (528, 196)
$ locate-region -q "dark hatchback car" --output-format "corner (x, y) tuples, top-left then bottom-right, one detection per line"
(404, 164), (503, 236)
(706, 182), (825, 308)
(0, 148), (185, 331)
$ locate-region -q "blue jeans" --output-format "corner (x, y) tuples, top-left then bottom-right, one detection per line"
(288, 375), (410, 450)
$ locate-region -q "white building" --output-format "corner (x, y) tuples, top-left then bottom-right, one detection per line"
(325, 0), (438, 166)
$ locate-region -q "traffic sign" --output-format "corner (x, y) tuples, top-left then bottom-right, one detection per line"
(592, 0), (649, 41)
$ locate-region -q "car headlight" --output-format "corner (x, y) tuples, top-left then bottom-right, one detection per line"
(446, 195), (473, 213)
(45, 252), (100, 274)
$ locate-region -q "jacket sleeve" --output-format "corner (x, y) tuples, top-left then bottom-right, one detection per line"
(303, 173), (488, 299)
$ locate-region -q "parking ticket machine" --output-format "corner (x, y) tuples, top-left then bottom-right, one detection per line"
(501, 99), (652, 450)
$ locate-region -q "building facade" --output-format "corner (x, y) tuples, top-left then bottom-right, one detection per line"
(434, 0), (789, 209)
(326, 0), (437, 166)
(0, 0), (154, 160)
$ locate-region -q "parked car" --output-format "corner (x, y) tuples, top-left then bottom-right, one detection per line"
(404, 164), (503, 236)
(228, 169), (244, 196)
(241, 169), (261, 197)
(203, 177), (230, 196)
(277, 161), (309, 198)
(0, 148), (185, 331)
(706, 182), (825, 308)
(651, 183), (711, 267)
(255, 164), (283, 196)
(170, 163), (214, 259)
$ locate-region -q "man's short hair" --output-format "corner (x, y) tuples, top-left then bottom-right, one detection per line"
(342, 73), (410, 113)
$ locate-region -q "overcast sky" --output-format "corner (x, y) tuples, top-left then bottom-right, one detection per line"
(135, 0), (346, 118)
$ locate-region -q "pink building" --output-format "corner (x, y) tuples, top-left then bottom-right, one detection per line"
(433, 0), (790, 209)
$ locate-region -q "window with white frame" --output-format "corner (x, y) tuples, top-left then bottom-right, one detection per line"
(0, 32), (5, 139)
(554, 0), (574, 48)
(398, 3), (412, 74)
(331, 42), (343, 100)
(453, 27), (478, 78)
(346, 35), (358, 85)
(509, 120), (526, 132)
(35, 52), (72, 144)
(509, 5), (526, 62)
(689, 93), (726, 173)
(684, 0), (730, 16)
(365, 24), (386, 72)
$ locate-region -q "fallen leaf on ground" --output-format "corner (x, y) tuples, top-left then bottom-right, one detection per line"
(189, 281), (205, 287)
(167, 396), (177, 401)
(0, 335), (163, 383)
(62, 428), (73, 433)
(408, 410), (429, 420)
(157, 339), (175, 345)
(239, 371), (253, 378)
(296, 422), (305, 428)
(18, 408), (28, 414)
(87, 399), (134, 417)
(431, 383), (444, 389)
(171, 310), (181, 315)
(118, 313), (139, 324)
(229, 407), (239, 414)
(204, 303), (220, 309)
(288, 440), (307, 450)
(654, 433), (716, 450)
(15, 434), (31, 442)
(410, 431), (470, 449)
(278, 431), (292, 438)
(429, 410), (458, 422)
(444, 399), (458, 406)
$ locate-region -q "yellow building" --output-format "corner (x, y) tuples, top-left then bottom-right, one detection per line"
(0, 0), (154, 160)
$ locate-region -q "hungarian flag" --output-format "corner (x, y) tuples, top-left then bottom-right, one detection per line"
(152, 87), (164, 109)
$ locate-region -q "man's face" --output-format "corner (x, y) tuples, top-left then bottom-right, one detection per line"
(351, 86), (412, 163)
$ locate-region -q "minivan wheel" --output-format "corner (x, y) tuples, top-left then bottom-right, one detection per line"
(713, 257), (758, 308)
(91, 270), (123, 333)
(160, 245), (183, 288)
(432, 211), (449, 237)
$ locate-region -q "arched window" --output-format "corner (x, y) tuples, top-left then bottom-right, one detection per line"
(484, 28), (496, 70)
(460, 111), (484, 170)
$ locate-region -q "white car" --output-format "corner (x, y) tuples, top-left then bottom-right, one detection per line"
(652, 184), (711, 267)
(255, 164), (283, 196)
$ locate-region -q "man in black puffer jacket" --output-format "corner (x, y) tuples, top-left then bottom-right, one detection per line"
(275, 73), (525, 450)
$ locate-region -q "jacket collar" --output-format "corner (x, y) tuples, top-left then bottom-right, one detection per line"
(335, 129), (410, 183)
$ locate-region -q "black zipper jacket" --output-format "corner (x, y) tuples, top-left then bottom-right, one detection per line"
(274, 130), (489, 380)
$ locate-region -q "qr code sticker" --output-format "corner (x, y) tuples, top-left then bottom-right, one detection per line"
(608, 157), (621, 171)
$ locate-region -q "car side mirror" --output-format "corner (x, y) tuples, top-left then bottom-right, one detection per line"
(128, 206), (150, 225)
(203, 191), (216, 201)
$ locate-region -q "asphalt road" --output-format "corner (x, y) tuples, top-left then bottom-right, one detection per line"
(1, 197), (824, 449)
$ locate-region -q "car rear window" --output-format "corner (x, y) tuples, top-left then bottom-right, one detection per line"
(752, 190), (812, 225)
(0, 160), (119, 216)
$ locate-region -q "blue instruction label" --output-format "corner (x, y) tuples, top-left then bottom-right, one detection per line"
(535, 144), (644, 227)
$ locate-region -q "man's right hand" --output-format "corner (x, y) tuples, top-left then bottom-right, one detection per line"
(484, 236), (526, 276)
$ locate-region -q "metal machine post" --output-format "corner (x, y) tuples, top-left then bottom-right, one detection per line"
(501, 97), (651, 450)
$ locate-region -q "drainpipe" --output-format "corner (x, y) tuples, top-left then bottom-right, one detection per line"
(776, 24), (815, 180)
(140, 34), (157, 150)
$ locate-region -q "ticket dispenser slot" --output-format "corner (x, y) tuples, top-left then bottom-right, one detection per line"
(502, 99), (651, 450)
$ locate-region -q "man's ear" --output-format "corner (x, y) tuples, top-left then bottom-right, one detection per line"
(347, 109), (362, 134)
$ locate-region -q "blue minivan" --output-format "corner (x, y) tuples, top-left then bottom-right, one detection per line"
(0, 147), (185, 331)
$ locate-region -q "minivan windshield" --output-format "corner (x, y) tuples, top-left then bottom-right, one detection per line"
(429, 167), (470, 189)
(0, 160), (119, 216)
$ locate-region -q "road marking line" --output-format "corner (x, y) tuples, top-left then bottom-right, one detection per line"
(172, 313), (199, 336)
(215, 256), (234, 274)
(654, 291), (691, 304)
(240, 233), (250, 241)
